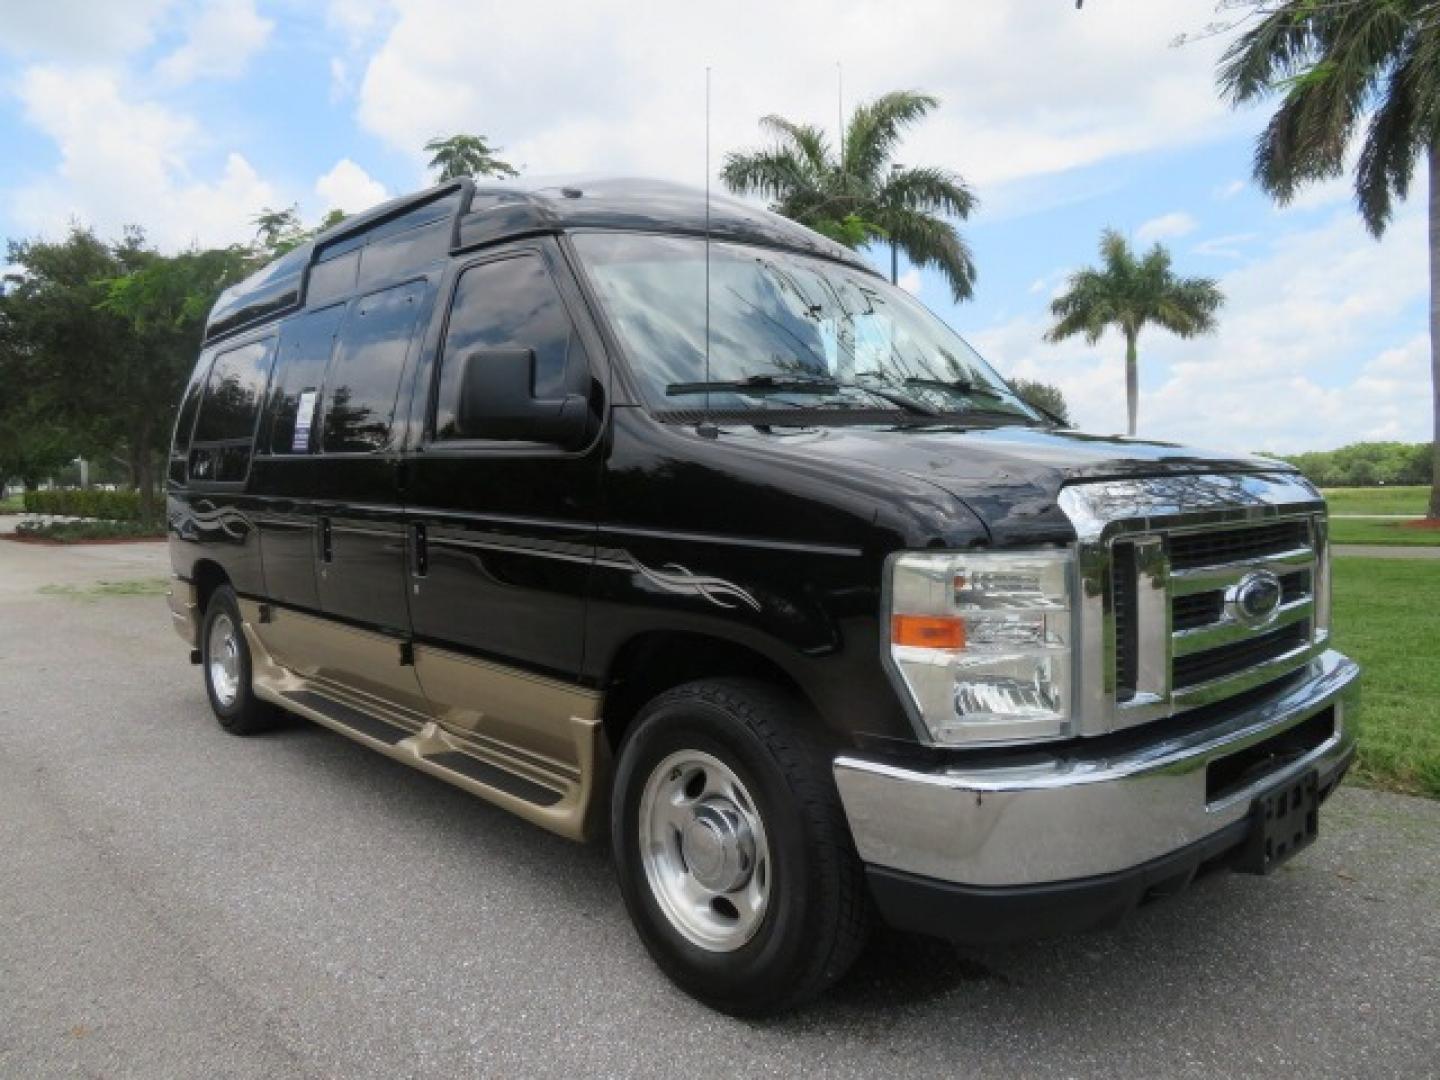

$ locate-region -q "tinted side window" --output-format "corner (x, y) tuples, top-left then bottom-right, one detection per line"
(193, 340), (271, 443)
(321, 281), (426, 453)
(266, 305), (345, 454)
(434, 255), (583, 440)
(168, 364), (207, 483)
(188, 339), (274, 483)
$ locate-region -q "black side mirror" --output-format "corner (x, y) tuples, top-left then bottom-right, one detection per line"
(454, 347), (589, 446)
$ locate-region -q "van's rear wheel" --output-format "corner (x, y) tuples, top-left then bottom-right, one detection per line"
(611, 678), (868, 1015)
(201, 585), (278, 735)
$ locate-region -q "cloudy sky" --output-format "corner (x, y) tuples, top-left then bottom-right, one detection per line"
(0, 0), (1426, 454)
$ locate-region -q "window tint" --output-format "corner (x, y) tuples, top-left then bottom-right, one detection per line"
(168, 369), (206, 483)
(434, 255), (582, 440)
(321, 280), (426, 453)
(267, 305), (345, 454)
(192, 340), (272, 443)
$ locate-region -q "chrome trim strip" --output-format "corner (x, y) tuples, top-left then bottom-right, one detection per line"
(1171, 639), (1324, 705)
(1172, 598), (1313, 657)
(602, 523), (864, 558)
(834, 651), (1358, 886)
(1169, 548), (1314, 596)
(329, 524), (404, 540)
(1132, 537), (1169, 701)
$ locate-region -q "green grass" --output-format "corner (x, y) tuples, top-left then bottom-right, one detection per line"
(1332, 557), (1440, 798)
(38, 578), (170, 601)
(1322, 485), (1430, 516)
(1329, 518), (1440, 546)
(0, 492), (24, 513)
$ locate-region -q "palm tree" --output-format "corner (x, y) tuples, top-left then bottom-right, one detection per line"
(1046, 229), (1223, 437)
(1218, 0), (1440, 518)
(424, 134), (519, 183)
(721, 91), (977, 301)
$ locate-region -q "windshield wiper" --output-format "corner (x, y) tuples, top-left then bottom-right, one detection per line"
(666, 374), (839, 396)
(667, 373), (939, 417)
(899, 376), (1011, 403)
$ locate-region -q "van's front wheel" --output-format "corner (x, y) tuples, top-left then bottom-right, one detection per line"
(610, 678), (868, 1015)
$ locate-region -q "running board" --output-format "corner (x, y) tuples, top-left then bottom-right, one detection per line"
(236, 598), (608, 842)
(273, 686), (568, 807)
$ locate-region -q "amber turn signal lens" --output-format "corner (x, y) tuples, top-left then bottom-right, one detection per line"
(891, 614), (966, 650)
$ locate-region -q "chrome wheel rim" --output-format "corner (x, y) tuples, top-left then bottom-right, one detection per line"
(208, 612), (241, 708)
(638, 750), (771, 952)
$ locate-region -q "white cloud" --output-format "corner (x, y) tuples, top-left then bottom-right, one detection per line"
(970, 207), (1429, 453)
(1214, 179), (1245, 200)
(1191, 232), (1256, 259)
(327, 0), (394, 43)
(329, 56), (353, 102)
(315, 158), (388, 214)
(1136, 211), (1198, 244)
(0, 0), (174, 61)
(155, 0), (274, 83)
(348, 0), (1239, 193)
(10, 65), (278, 249)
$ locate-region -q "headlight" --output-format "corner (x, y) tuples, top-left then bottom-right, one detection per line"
(884, 549), (1075, 745)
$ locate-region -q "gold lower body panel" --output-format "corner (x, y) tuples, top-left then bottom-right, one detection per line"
(238, 599), (608, 841)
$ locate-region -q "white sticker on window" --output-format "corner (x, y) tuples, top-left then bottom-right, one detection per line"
(293, 389), (317, 453)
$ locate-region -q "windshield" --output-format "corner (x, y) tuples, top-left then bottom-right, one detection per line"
(573, 232), (1039, 423)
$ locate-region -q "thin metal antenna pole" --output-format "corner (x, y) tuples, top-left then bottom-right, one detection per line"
(704, 65), (712, 427)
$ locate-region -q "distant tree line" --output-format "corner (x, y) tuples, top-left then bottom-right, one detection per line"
(1278, 441), (1434, 489)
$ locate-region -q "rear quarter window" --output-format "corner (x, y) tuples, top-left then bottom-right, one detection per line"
(188, 338), (275, 483)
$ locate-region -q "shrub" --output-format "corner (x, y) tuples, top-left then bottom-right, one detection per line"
(21, 488), (150, 522)
(14, 519), (163, 542)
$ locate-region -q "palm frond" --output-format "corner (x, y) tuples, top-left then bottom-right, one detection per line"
(720, 148), (813, 203)
(843, 92), (939, 185)
(1355, 39), (1421, 236)
(758, 115), (834, 175)
(878, 165), (977, 221)
(885, 210), (975, 301)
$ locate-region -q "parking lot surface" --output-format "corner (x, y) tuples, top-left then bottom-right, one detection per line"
(1, 538), (1437, 1078)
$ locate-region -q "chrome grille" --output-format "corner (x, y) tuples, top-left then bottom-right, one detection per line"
(1166, 520), (1311, 570)
(1107, 515), (1324, 720)
(1060, 472), (1330, 738)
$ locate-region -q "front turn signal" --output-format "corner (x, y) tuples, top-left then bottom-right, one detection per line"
(890, 614), (966, 650)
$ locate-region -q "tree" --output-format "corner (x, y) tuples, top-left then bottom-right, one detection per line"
(0, 228), (250, 521)
(721, 91), (978, 301)
(99, 244), (252, 518)
(252, 205), (310, 259)
(1045, 229), (1223, 437)
(1217, 1), (1440, 517)
(424, 134), (519, 182)
(1010, 378), (1072, 425)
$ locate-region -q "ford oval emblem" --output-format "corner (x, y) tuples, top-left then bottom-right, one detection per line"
(1226, 570), (1283, 629)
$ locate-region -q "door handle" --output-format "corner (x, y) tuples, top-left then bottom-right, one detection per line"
(411, 522), (428, 578)
(320, 517), (333, 563)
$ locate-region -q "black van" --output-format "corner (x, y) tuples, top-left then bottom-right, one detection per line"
(168, 177), (1358, 1014)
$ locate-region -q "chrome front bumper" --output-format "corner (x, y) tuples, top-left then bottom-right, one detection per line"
(835, 650), (1359, 888)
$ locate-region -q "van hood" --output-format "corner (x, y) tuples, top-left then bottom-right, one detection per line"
(720, 423), (1293, 546)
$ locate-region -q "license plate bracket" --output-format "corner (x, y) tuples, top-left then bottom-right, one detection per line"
(1236, 770), (1319, 875)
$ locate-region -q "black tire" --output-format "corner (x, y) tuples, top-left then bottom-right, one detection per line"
(200, 585), (278, 735)
(610, 677), (869, 1015)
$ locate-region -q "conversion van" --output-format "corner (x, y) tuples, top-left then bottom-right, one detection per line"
(167, 178), (1358, 1014)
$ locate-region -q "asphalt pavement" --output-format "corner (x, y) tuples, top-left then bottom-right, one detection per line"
(1, 537), (1437, 1078)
